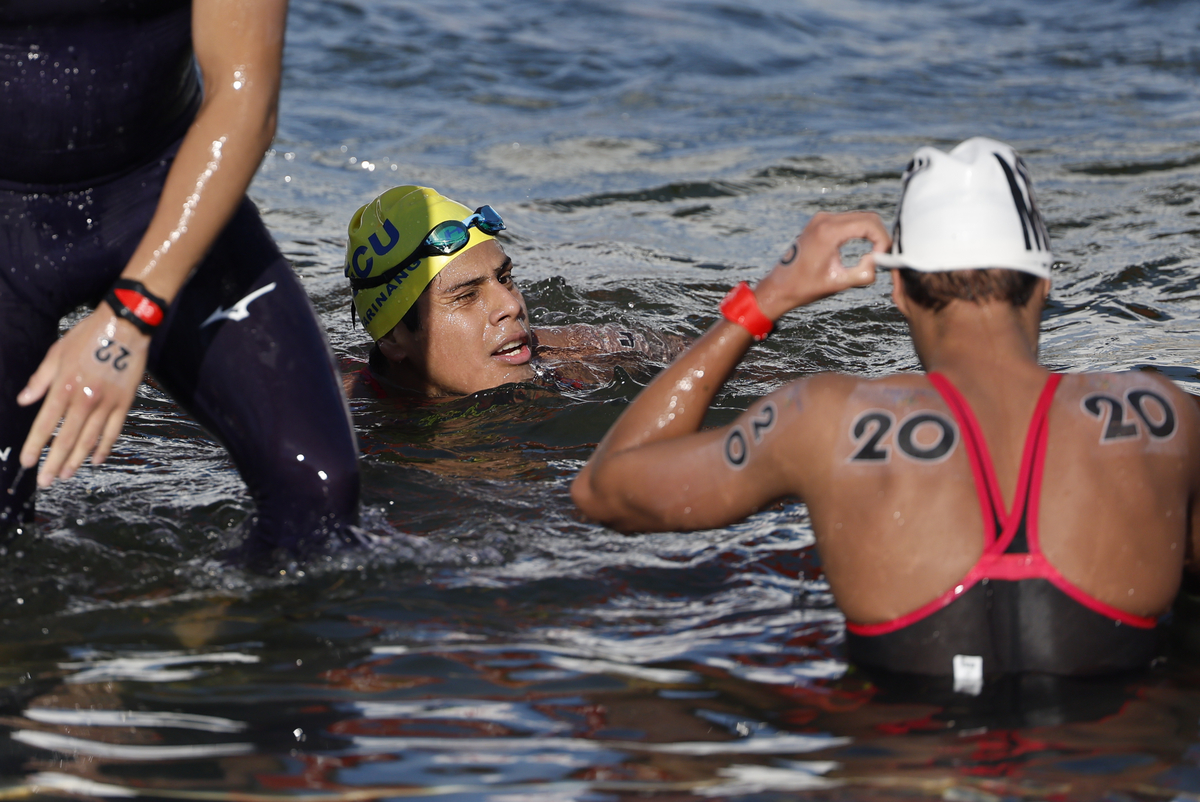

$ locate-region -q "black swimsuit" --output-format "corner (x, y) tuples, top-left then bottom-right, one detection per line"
(846, 373), (1160, 677)
(0, 1), (360, 554)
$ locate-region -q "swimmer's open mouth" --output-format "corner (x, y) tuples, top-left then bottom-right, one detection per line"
(492, 335), (531, 365)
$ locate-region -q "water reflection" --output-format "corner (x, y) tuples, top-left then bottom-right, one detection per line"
(7, 656), (1200, 799)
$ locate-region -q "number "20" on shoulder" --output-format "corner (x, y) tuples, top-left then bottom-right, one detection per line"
(1082, 389), (1176, 443)
(848, 409), (958, 464)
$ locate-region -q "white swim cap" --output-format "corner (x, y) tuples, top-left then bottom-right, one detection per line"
(874, 137), (1053, 279)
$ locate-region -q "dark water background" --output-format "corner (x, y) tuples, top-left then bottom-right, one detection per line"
(4, 0), (1200, 799)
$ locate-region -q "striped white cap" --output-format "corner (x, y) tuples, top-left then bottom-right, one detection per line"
(874, 137), (1053, 279)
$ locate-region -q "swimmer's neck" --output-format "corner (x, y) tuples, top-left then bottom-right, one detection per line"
(906, 296), (1045, 381)
(374, 362), (434, 398)
(367, 343), (434, 398)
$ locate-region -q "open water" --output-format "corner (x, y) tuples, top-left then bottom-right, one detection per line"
(4, 0), (1200, 799)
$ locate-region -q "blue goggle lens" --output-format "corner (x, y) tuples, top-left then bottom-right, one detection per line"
(423, 206), (506, 254)
(426, 222), (472, 254)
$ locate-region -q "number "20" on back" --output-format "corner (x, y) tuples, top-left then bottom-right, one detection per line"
(848, 409), (958, 464)
(1082, 389), (1176, 443)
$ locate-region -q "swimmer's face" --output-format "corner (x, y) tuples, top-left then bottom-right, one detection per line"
(379, 240), (534, 397)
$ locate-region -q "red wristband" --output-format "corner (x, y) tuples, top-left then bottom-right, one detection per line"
(719, 282), (773, 341)
(104, 279), (167, 335)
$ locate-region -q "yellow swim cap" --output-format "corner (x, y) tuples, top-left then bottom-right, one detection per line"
(345, 185), (496, 340)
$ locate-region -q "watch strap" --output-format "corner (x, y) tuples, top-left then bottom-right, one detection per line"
(719, 281), (773, 341)
(104, 279), (167, 335)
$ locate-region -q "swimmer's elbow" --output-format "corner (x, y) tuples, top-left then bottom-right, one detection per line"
(200, 70), (280, 146)
(570, 468), (604, 521)
(571, 463), (663, 533)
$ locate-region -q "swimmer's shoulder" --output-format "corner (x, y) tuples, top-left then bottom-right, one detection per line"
(761, 373), (938, 456)
(759, 374), (946, 497)
(1058, 368), (1193, 402)
(1054, 369), (1200, 451)
(778, 372), (939, 419)
(344, 368), (385, 400)
(341, 355), (389, 400)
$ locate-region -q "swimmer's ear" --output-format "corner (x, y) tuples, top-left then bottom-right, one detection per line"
(890, 269), (912, 319)
(377, 324), (412, 365)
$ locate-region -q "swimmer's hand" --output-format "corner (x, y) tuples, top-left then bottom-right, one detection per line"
(16, 310), (150, 487)
(753, 211), (891, 321)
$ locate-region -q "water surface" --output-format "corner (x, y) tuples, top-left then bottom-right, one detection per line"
(4, 1), (1200, 799)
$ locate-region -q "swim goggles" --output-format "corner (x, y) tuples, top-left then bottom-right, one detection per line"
(348, 206), (506, 290)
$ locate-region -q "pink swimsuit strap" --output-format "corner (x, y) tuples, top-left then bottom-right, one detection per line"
(928, 371), (1060, 552)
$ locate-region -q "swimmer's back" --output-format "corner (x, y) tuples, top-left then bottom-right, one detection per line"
(778, 368), (1200, 628)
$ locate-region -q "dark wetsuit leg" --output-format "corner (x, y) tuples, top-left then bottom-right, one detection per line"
(0, 3), (358, 552)
(0, 295), (55, 527)
(0, 163), (149, 529)
(0, 144), (360, 552)
(149, 198), (361, 554)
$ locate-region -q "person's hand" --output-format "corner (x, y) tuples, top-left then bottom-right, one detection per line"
(17, 308), (150, 486)
(753, 211), (891, 320)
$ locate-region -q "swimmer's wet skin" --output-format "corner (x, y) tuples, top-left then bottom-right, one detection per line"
(573, 137), (1200, 683)
(344, 185), (686, 399)
(0, 1), (360, 556)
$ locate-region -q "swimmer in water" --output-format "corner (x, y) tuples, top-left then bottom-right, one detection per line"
(574, 137), (1200, 682)
(344, 185), (686, 399)
(1, 1), (359, 557)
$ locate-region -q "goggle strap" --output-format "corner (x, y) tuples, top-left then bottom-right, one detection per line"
(348, 206), (506, 291)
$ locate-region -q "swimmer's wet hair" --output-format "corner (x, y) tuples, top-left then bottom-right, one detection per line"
(401, 301), (420, 332)
(899, 268), (1040, 312)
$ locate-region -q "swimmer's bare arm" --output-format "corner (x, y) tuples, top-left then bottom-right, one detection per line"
(572, 212), (890, 531)
(535, 324), (690, 363)
(18, 0), (289, 486)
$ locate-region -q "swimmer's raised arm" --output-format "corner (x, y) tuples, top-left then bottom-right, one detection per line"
(18, 0), (288, 486)
(572, 212), (890, 531)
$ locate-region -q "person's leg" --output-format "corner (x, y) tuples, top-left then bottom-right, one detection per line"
(0, 297), (57, 529)
(0, 174), (148, 532)
(148, 197), (361, 556)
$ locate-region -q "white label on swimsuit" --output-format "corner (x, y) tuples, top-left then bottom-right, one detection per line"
(0, 447), (9, 463)
(953, 654), (984, 696)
